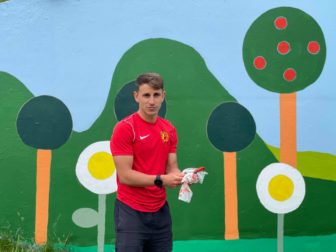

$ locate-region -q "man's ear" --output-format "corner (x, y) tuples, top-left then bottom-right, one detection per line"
(133, 91), (139, 103)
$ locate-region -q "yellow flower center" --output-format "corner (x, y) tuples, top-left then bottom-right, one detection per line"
(268, 175), (294, 201)
(88, 152), (115, 180)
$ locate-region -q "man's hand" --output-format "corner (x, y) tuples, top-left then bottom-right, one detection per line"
(162, 172), (184, 188)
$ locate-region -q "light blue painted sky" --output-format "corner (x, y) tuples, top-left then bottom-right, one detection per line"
(0, 0), (335, 154)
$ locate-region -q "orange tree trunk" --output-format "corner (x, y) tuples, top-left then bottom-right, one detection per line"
(224, 152), (239, 240)
(35, 149), (52, 245)
(280, 93), (297, 167)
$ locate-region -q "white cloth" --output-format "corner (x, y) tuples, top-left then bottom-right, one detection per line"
(178, 167), (208, 203)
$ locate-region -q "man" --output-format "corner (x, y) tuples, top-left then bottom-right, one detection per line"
(110, 72), (184, 252)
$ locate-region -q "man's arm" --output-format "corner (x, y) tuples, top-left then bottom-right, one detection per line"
(165, 153), (181, 175)
(113, 153), (183, 188)
(162, 153), (184, 188)
(113, 155), (156, 187)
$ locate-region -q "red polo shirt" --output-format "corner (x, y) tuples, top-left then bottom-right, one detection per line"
(110, 112), (177, 212)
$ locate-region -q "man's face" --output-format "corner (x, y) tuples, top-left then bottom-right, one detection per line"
(134, 83), (165, 119)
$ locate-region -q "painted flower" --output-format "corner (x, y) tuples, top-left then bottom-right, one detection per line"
(256, 162), (305, 214)
(76, 141), (117, 194)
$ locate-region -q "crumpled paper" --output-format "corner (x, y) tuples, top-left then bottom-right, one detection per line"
(178, 167), (208, 203)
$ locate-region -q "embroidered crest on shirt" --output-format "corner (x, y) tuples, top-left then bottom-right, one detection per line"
(160, 131), (169, 143)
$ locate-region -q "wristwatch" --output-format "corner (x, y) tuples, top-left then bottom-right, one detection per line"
(154, 175), (163, 188)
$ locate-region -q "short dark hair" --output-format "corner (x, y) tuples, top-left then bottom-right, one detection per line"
(135, 72), (164, 90)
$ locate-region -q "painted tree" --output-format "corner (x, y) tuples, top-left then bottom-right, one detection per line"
(16, 95), (72, 244)
(207, 102), (256, 240)
(243, 6), (326, 167)
(243, 7), (326, 252)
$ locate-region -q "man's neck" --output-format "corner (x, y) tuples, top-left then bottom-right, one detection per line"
(137, 111), (157, 123)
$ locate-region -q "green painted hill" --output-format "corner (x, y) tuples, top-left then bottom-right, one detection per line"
(1, 39), (335, 246)
(268, 145), (336, 181)
(0, 72), (35, 237)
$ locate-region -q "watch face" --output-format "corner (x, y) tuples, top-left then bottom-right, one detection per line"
(155, 175), (163, 187)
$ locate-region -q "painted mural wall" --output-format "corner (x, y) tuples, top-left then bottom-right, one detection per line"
(0, 0), (335, 251)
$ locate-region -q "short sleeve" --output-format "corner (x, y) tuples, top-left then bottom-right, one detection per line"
(110, 121), (134, 156)
(169, 126), (178, 153)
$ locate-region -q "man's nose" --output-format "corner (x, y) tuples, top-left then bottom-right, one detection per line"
(149, 96), (155, 103)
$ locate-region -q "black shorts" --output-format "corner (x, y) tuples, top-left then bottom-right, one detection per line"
(114, 199), (172, 252)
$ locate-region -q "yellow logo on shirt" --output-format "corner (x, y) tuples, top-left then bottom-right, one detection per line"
(160, 131), (169, 143)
